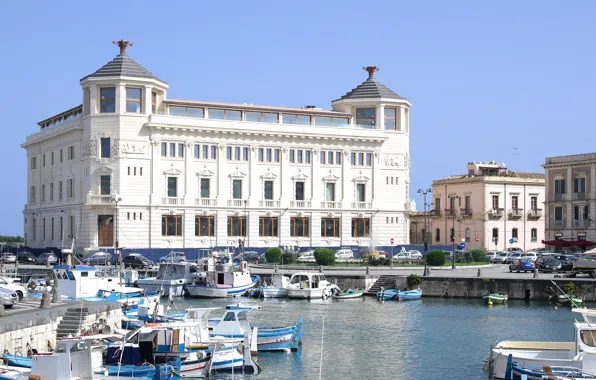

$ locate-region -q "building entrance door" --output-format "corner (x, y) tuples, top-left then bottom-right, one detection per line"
(98, 215), (114, 247)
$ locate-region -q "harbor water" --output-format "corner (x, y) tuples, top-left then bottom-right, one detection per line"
(173, 296), (578, 380)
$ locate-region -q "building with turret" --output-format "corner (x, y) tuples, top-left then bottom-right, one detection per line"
(22, 41), (412, 255)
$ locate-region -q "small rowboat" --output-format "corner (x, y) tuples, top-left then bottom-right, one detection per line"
(398, 288), (422, 301)
(376, 288), (422, 301)
(558, 294), (583, 305)
(2, 354), (31, 369)
(333, 288), (364, 299)
(483, 293), (508, 304)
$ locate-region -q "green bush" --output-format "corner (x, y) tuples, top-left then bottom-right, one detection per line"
(471, 249), (488, 263)
(264, 247), (282, 263)
(367, 257), (391, 266)
(314, 248), (335, 266)
(427, 250), (446, 266)
(407, 274), (423, 288)
(281, 252), (295, 265)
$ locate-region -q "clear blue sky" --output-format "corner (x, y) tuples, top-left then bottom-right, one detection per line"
(1, 1), (595, 236)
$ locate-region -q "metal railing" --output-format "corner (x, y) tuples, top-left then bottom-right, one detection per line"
(508, 208), (523, 218)
(573, 219), (590, 228)
(528, 208), (542, 218)
(444, 209), (456, 218)
(460, 208), (472, 217)
(573, 192), (587, 201)
(550, 193), (566, 202)
(551, 220), (565, 229)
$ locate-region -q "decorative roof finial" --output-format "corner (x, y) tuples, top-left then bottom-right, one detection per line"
(363, 66), (379, 80)
(113, 40), (133, 55)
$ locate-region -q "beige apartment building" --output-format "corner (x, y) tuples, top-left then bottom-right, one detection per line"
(430, 161), (545, 251)
(543, 153), (596, 249)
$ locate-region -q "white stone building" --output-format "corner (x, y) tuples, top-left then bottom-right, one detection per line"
(22, 41), (412, 256)
(430, 161), (545, 251)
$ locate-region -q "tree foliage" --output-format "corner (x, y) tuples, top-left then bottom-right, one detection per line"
(314, 248), (335, 266)
(427, 250), (446, 266)
(265, 247), (282, 263)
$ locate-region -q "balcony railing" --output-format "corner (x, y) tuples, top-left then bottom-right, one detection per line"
(321, 201), (341, 209)
(162, 197), (185, 205)
(228, 199), (244, 207)
(488, 208), (504, 218)
(352, 201), (372, 209)
(573, 219), (590, 228)
(444, 209), (456, 218)
(573, 192), (587, 201)
(260, 200), (281, 208)
(508, 208), (523, 218)
(291, 200), (312, 208)
(195, 198), (217, 206)
(460, 208), (473, 218)
(431, 210), (442, 218)
(550, 193), (566, 202)
(528, 208), (542, 219)
(89, 195), (113, 205)
(551, 220), (565, 229)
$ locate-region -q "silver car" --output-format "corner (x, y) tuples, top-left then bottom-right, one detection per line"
(491, 252), (510, 264)
(0, 287), (17, 308)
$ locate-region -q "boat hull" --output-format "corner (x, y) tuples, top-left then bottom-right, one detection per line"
(491, 341), (577, 379)
(288, 288), (325, 299)
(483, 294), (508, 304)
(333, 290), (364, 299)
(262, 288), (288, 298)
(186, 277), (258, 298)
(134, 281), (187, 297)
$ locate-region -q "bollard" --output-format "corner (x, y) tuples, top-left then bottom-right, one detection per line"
(366, 266), (370, 275)
(477, 268), (482, 277)
(319, 265), (323, 273)
(533, 269), (539, 278)
(51, 282), (61, 303)
(274, 265), (278, 274)
(40, 291), (51, 308)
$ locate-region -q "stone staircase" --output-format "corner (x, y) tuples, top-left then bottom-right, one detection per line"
(366, 275), (397, 295)
(56, 307), (89, 338)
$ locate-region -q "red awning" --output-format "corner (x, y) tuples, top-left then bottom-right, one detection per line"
(542, 239), (596, 248)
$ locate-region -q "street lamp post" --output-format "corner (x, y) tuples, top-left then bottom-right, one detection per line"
(243, 200), (248, 261)
(448, 194), (459, 269)
(111, 195), (122, 277)
(417, 188), (432, 276)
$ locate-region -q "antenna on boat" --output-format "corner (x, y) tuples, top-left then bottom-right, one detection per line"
(319, 315), (325, 380)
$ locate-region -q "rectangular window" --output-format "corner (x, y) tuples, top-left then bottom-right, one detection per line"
(100, 87), (116, 113)
(574, 177), (586, 193)
(314, 116), (349, 127)
(295, 181), (305, 201)
(321, 218), (340, 237)
(203, 145), (208, 159)
(492, 195), (499, 210)
(574, 205), (589, 220)
(100, 175), (110, 195)
(208, 109), (241, 120)
(169, 143), (175, 157)
(320, 151), (325, 164)
(465, 195), (471, 210)
(68, 146), (75, 160)
(152, 92), (157, 113)
(178, 143), (184, 157)
(161, 143), (167, 157)
(134, 167), (137, 175)
(140, 167), (143, 176)
(328, 151), (333, 165)
(128, 167), (131, 175)
(246, 112), (279, 123)
(358, 153), (364, 166)
(50, 183), (54, 201)
(126, 88), (142, 113)
(350, 152), (356, 165)
(258, 148), (264, 162)
(60, 149), (63, 163)
(67, 179), (74, 198)
(356, 108), (375, 128)
(305, 150), (311, 163)
(366, 153), (372, 166)
(43, 154), (46, 167)
(351, 218), (370, 237)
(211, 145), (217, 159)
(195, 216), (214, 237)
(30, 186), (36, 203)
(326, 183), (335, 201)
(283, 114), (311, 125)
(43, 218), (46, 240)
(31, 156), (36, 170)
(531, 228), (537, 242)
(554, 179), (566, 194)
(60, 217), (63, 240)
(264, 180), (273, 200)
(435, 228), (440, 242)
(41, 184), (45, 202)
(100, 138), (111, 158)
(384, 108), (398, 130)
(356, 183), (365, 202)
(336, 152), (341, 165)
(450, 228), (455, 242)
(531, 196), (538, 209)
(32, 219), (36, 240)
(200, 178), (210, 198)
(167, 177), (177, 197)
(70, 215), (75, 237)
(554, 206), (563, 221)
(234, 147), (241, 160)
(161, 215), (182, 236)
(58, 181), (63, 200)
(51, 217), (54, 240)
(242, 147), (249, 161)
(274, 149), (280, 162)
(233, 179), (242, 199)
(226, 147), (232, 160)
(512, 228), (518, 239)
(193, 144), (200, 158)
(259, 217), (278, 237)
(227, 217), (246, 236)
(511, 195), (518, 209)
(290, 217), (310, 237)
(289, 150), (295, 163)
(51, 152), (54, 165)
(297, 150), (303, 163)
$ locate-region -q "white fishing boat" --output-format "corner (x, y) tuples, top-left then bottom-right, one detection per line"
(258, 274), (290, 298)
(186, 258), (258, 298)
(287, 272), (340, 299)
(490, 308), (596, 379)
(136, 262), (201, 297)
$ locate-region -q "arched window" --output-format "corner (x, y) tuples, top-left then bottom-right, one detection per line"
(465, 228), (471, 242)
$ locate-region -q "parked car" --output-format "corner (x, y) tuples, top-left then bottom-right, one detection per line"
(485, 251), (499, 262)
(0, 253), (16, 263)
(491, 252), (509, 264)
(507, 247), (523, 253)
(232, 251), (261, 263)
(552, 254), (578, 271)
(536, 257), (562, 272)
(17, 252), (36, 264)
(335, 249), (355, 260)
(509, 259), (536, 273)
(504, 252), (523, 264)
(159, 251), (187, 263)
(297, 250), (315, 262)
(0, 287), (17, 309)
(392, 250), (423, 262)
(0, 276), (27, 301)
(83, 252), (113, 266)
(520, 252), (538, 262)
(35, 252), (57, 265)
(122, 254), (154, 269)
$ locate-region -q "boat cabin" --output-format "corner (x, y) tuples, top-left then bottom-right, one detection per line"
(289, 273), (329, 289)
(29, 339), (93, 380)
(211, 306), (255, 338)
(155, 262), (199, 282)
(53, 265), (122, 298)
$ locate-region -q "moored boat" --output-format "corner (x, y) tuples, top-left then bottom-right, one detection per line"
(287, 272), (340, 299)
(333, 288), (364, 299)
(558, 294), (583, 305)
(257, 274), (291, 298)
(1, 354), (31, 369)
(483, 292), (508, 304)
(376, 288), (422, 301)
(398, 288), (422, 301)
(136, 262), (201, 297)
(186, 258), (258, 298)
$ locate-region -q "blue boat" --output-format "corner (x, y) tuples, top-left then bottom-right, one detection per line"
(376, 288), (422, 301)
(2, 354), (31, 368)
(104, 359), (180, 378)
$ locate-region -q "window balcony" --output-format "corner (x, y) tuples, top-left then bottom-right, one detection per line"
(162, 197), (185, 205)
(444, 209), (456, 218)
(573, 192), (587, 201)
(321, 201), (341, 209)
(460, 208), (473, 218)
(488, 208), (504, 219)
(550, 193), (566, 202)
(551, 220), (565, 229)
(88, 195), (113, 205)
(259, 200), (280, 208)
(195, 198), (217, 206)
(228, 199), (244, 207)
(528, 208), (542, 219)
(431, 210), (442, 218)
(508, 208), (523, 218)
(291, 200), (312, 208)
(352, 201), (372, 209)
(573, 219), (590, 228)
